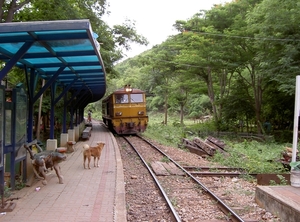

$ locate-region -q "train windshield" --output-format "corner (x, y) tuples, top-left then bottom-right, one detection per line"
(115, 94), (129, 103)
(130, 94), (143, 103)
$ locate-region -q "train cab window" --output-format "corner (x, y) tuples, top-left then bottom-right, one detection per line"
(130, 94), (143, 103)
(115, 94), (128, 103)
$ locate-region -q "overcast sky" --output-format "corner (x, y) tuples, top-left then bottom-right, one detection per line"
(103, 0), (228, 59)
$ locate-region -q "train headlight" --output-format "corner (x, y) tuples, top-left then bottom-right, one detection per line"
(115, 112), (122, 116)
(125, 84), (132, 92)
(138, 111), (144, 115)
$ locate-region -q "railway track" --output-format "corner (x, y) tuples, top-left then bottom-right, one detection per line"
(118, 136), (176, 221)
(185, 166), (257, 177)
(119, 135), (247, 222)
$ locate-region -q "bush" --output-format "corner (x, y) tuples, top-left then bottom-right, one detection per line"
(209, 140), (286, 173)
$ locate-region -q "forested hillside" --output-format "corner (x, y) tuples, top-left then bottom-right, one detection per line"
(110, 0), (298, 139)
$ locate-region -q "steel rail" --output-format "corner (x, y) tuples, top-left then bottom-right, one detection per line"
(122, 136), (182, 222)
(188, 171), (257, 177)
(136, 134), (245, 222)
(183, 166), (246, 171)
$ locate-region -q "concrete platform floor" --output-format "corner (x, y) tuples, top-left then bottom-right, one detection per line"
(256, 185), (300, 222)
(0, 121), (126, 222)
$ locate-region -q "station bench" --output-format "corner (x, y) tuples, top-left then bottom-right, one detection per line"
(81, 127), (92, 140)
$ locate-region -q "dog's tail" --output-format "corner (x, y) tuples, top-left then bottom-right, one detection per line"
(83, 144), (90, 150)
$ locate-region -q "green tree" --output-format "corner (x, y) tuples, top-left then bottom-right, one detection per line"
(111, 0), (298, 138)
(247, 0), (300, 96)
(0, 0), (30, 22)
(173, 18), (228, 128)
(194, 0), (264, 132)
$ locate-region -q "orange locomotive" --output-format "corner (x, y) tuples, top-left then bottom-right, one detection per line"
(102, 85), (148, 134)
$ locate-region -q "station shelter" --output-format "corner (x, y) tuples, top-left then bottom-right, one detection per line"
(0, 20), (106, 192)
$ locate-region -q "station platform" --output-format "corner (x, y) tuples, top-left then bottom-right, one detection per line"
(256, 185), (300, 222)
(0, 121), (127, 222)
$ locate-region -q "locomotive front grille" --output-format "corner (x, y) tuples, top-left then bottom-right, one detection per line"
(126, 122), (135, 128)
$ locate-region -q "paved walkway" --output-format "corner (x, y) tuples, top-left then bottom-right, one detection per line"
(0, 121), (126, 222)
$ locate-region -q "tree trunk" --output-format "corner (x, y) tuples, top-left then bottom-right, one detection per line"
(180, 103), (184, 125)
(249, 64), (263, 134)
(164, 93), (168, 125)
(206, 67), (218, 121)
(5, 0), (16, 22)
(0, 0), (31, 23)
(0, 0), (4, 22)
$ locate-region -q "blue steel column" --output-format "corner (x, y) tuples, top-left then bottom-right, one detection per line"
(49, 83), (57, 139)
(70, 107), (74, 129)
(76, 109), (79, 125)
(80, 108), (84, 124)
(26, 68), (36, 143)
(0, 87), (4, 197)
(63, 93), (67, 133)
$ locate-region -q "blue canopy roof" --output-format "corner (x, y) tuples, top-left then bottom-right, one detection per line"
(0, 19), (106, 104)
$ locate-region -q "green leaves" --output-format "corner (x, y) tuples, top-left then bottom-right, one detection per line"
(112, 19), (149, 51)
(111, 0), (298, 137)
(290, 161), (300, 171)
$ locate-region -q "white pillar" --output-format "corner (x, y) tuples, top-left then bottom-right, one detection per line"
(292, 75), (300, 163)
(46, 139), (57, 151)
(68, 129), (75, 142)
(60, 133), (69, 147)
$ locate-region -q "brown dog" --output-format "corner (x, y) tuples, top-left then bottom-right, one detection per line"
(83, 142), (105, 169)
(25, 145), (66, 184)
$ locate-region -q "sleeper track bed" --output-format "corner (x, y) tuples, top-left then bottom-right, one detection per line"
(119, 135), (246, 222)
(118, 136), (179, 221)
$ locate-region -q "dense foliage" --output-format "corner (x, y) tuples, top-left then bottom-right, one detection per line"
(111, 0), (299, 143)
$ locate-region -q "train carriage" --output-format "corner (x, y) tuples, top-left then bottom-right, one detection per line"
(102, 85), (148, 134)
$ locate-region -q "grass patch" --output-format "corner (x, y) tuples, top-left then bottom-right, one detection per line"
(161, 156), (170, 163)
(142, 113), (290, 174)
(210, 140), (286, 173)
(143, 122), (186, 146)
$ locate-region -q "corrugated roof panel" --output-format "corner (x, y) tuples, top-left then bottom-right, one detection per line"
(0, 19), (106, 104)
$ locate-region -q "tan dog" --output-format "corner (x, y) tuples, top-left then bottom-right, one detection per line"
(83, 142), (105, 169)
